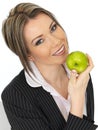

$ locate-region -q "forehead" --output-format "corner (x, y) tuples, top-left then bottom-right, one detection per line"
(23, 13), (53, 43)
(23, 13), (53, 37)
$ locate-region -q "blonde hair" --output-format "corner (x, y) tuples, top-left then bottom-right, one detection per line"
(2, 2), (63, 73)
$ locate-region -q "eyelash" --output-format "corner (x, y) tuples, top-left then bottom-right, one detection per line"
(35, 39), (44, 46)
(35, 23), (57, 46)
(51, 23), (57, 33)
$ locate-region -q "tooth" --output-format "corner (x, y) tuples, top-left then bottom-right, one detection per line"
(56, 46), (64, 54)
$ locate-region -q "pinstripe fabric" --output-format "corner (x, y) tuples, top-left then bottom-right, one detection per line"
(1, 70), (98, 130)
(86, 76), (94, 120)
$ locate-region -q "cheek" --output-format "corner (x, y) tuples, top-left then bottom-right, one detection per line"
(57, 31), (67, 43)
(31, 47), (50, 60)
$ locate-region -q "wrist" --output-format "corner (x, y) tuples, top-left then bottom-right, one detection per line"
(70, 105), (83, 118)
(70, 96), (85, 118)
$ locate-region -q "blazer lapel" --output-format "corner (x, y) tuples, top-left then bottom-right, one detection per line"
(36, 87), (66, 129)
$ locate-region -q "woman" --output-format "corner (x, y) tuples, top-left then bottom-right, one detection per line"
(1, 2), (98, 130)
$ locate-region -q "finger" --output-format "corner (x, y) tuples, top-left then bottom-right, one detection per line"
(84, 54), (94, 73)
(69, 70), (77, 84)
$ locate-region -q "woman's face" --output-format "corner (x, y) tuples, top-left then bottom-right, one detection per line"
(23, 13), (69, 67)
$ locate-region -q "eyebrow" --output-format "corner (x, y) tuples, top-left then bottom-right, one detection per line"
(31, 20), (54, 43)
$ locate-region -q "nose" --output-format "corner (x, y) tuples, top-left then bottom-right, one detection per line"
(46, 34), (61, 47)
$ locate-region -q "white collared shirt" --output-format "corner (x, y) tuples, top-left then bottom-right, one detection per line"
(25, 62), (86, 121)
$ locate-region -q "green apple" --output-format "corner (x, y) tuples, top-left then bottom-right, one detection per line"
(66, 51), (88, 73)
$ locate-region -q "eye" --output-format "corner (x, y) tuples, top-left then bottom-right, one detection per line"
(51, 23), (57, 33)
(35, 39), (44, 46)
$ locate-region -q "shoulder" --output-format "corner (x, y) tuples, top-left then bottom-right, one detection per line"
(1, 70), (25, 96)
(1, 70), (25, 102)
(1, 70), (41, 105)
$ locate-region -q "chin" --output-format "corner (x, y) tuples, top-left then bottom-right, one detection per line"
(60, 58), (66, 65)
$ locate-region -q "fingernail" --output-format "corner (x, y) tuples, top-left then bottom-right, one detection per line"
(71, 70), (77, 73)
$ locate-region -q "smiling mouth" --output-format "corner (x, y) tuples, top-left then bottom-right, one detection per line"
(52, 45), (65, 56)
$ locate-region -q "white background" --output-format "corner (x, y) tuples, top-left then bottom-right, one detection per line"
(0, 0), (98, 125)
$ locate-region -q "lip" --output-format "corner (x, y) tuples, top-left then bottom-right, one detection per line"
(52, 45), (65, 56)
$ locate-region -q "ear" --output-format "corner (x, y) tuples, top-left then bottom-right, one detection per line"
(28, 55), (35, 61)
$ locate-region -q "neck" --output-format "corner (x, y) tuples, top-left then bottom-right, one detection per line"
(35, 63), (67, 85)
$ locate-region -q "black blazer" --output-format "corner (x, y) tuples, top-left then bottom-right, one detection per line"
(1, 70), (98, 130)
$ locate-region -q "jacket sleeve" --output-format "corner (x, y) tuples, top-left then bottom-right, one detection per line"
(65, 113), (98, 130)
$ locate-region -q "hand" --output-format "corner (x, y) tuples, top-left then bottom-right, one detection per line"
(68, 54), (94, 118)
